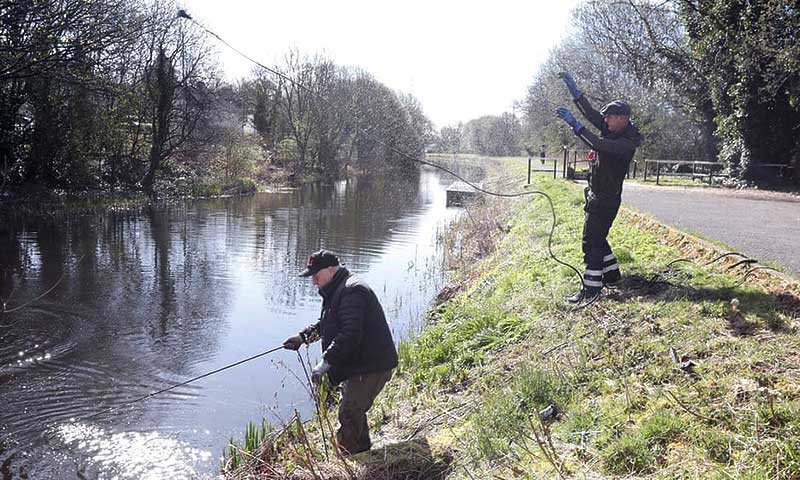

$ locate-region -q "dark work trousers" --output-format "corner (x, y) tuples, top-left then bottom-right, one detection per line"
(582, 206), (621, 291)
(337, 369), (393, 454)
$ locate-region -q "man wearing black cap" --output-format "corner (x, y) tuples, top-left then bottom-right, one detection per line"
(555, 72), (643, 303)
(283, 250), (398, 454)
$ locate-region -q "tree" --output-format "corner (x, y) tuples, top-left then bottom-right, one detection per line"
(139, 0), (219, 196)
(521, 2), (723, 167)
(250, 74), (284, 150)
(572, 0), (720, 163)
(679, 0), (800, 180)
(276, 50), (318, 178)
(309, 62), (353, 180)
(347, 72), (421, 174)
(462, 114), (521, 156)
(0, 0), (140, 190)
(398, 93), (435, 160)
(436, 123), (464, 154)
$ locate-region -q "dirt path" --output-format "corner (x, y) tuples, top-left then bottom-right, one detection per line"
(622, 182), (800, 279)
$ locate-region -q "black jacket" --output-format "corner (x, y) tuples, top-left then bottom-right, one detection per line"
(314, 267), (398, 384)
(574, 95), (642, 213)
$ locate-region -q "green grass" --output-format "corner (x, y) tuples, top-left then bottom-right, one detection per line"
(223, 420), (273, 471)
(386, 162), (800, 478)
(470, 365), (572, 459)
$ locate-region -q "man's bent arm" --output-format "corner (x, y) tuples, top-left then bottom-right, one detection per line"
(576, 128), (639, 157)
(574, 95), (605, 131)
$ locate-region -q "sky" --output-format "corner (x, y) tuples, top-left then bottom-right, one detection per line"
(183, 0), (579, 129)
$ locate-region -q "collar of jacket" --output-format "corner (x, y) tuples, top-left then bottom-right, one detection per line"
(604, 121), (639, 140)
(318, 266), (350, 301)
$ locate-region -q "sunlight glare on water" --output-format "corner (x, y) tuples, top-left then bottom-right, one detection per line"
(55, 422), (213, 480)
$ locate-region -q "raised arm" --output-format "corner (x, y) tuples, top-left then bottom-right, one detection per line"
(558, 72), (604, 130)
(574, 95), (605, 131)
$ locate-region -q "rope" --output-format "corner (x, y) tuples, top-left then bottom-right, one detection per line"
(297, 350), (330, 460)
(85, 345), (285, 420)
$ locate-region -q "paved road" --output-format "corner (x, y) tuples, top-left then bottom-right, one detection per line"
(622, 183), (800, 278)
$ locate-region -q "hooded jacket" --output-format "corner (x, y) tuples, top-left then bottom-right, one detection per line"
(315, 267), (398, 384)
(573, 95), (642, 213)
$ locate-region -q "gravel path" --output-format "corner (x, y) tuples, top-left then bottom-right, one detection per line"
(621, 182), (800, 278)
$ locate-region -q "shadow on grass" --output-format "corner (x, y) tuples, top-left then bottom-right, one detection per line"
(348, 438), (453, 480)
(605, 273), (799, 333)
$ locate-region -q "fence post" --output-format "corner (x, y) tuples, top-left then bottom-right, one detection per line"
(656, 162), (661, 185)
(552, 159), (557, 179)
(562, 146), (568, 178)
(527, 155), (532, 184)
(573, 150), (577, 176)
(643, 160), (648, 181)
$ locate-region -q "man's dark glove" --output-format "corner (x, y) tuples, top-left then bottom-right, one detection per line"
(558, 72), (582, 100)
(556, 107), (584, 134)
(300, 324), (320, 343)
(282, 334), (304, 350)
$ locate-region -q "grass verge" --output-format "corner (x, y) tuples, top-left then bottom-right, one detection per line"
(222, 160), (800, 479)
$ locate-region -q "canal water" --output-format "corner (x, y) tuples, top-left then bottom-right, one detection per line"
(0, 168), (461, 479)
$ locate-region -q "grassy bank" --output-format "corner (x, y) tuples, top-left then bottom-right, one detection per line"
(223, 158), (800, 479)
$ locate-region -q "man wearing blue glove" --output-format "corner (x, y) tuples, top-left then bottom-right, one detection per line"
(283, 250), (398, 454)
(555, 72), (642, 303)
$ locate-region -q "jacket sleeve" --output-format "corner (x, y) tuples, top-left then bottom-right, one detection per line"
(574, 95), (605, 131)
(322, 288), (366, 365)
(576, 128), (640, 157)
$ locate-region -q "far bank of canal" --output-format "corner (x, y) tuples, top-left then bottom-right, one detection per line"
(0, 167), (464, 479)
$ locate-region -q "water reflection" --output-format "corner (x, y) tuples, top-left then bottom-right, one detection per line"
(0, 168), (461, 479)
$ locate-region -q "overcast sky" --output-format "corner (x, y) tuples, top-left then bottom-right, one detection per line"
(184, 0), (579, 129)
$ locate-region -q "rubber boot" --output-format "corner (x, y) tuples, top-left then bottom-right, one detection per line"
(566, 287), (601, 304)
(603, 269), (622, 287)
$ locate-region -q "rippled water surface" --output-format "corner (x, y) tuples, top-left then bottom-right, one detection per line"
(0, 169), (460, 479)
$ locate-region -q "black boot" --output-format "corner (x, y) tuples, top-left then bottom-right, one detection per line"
(603, 269), (622, 287)
(602, 253), (621, 287)
(566, 288), (601, 304)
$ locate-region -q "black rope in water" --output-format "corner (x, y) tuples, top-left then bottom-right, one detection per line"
(86, 345), (285, 420)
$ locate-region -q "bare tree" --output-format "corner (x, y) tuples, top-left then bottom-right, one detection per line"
(139, 0), (219, 196)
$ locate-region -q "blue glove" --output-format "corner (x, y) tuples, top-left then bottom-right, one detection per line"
(556, 107), (584, 134)
(558, 72), (583, 100)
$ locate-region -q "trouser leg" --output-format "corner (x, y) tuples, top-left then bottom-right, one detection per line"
(336, 370), (393, 454)
(582, 209), (618, 291)
(602, 252), (621, 284)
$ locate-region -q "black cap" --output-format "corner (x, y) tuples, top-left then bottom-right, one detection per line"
(298, 250), (340, 277)
(600, 100), (631, 116)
